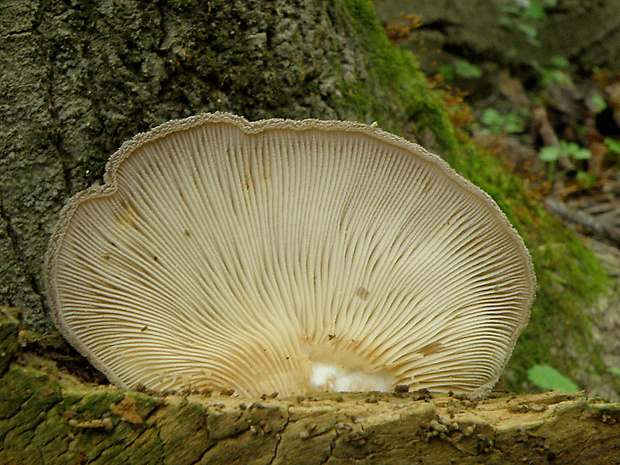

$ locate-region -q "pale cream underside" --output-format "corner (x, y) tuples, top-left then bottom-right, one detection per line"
(46, 113), (535, 398)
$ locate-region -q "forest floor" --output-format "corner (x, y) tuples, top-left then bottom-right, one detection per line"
(468, 70), (620, 249)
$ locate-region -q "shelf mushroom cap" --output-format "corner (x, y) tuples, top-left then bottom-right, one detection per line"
(45, 112), (535, 398)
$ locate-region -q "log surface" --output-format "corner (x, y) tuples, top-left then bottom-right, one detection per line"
(1, 313), (619, 465)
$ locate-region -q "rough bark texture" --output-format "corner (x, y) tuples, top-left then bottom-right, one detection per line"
(1, 0), (379, 333)
(1, 312), (619, 464)
(374, 0), (620, 73)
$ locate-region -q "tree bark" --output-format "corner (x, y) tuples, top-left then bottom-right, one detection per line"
(1, 312), (619, 464)
(1, 0), (379, 332)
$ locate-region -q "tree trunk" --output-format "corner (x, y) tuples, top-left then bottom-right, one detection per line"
(0, 0), (378, 333)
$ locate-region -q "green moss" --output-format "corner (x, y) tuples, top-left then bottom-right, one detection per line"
(340, 0), (612, 394)
(74, 390), (126, 420)
(0, 354), (175, 463)
(35, 418), (73, 463)
(0, 365), (62, 457)
(334, 0), (425, 131)
(159, 401), (213, 462)
(99, 445), (131, 463)
(206, 403), (252, 439)
(124, 430), (164, 465)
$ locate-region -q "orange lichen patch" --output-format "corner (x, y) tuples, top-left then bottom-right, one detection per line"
(384, 14), (423, 45)
(426, 74), (475, 129)
(110, 395), (144, 425)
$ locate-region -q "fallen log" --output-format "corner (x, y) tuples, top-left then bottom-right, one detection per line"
(1, 312), (618, 464)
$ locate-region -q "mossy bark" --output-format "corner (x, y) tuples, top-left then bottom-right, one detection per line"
(1, 0), (415, 333)
(0, 0), (618, 454)
(1, 313), (619, 464)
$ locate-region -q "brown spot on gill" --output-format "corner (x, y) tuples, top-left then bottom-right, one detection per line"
(417, 341), (444, 356)
(355, 287), (370, 300)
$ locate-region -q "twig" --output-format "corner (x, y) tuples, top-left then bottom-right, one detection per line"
(545, 198), (620, 245)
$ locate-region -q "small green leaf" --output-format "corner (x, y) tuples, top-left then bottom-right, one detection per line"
(569, 147), (590, 160)
(517, 22), (539, 40)
(545, 70), (571, 86)
(550, 56), (569, 69)
(527, 364), (580, 392)
(561, 141), (591, 160)
(608, 367), (620, 376)
(453, 59), (483, 79)
(590, 95), (607, 112)
(576, 171), (596, 187)
(604, 137), (620, 154)
(539, 146), (560, 162)
(523, 2), (547, 21)
(437, 64), (454, 81)
(480, 109), (526, 134)
(481, 108), (502, 125)
(573, 149), (592, 160)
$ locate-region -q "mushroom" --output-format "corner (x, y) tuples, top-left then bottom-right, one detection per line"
(45, 112), (535, 398)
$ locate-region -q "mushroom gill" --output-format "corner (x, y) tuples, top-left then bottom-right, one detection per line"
(45, 112), (535, 398)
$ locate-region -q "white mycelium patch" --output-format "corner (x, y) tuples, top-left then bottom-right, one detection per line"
(311, 363), (392, 392)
